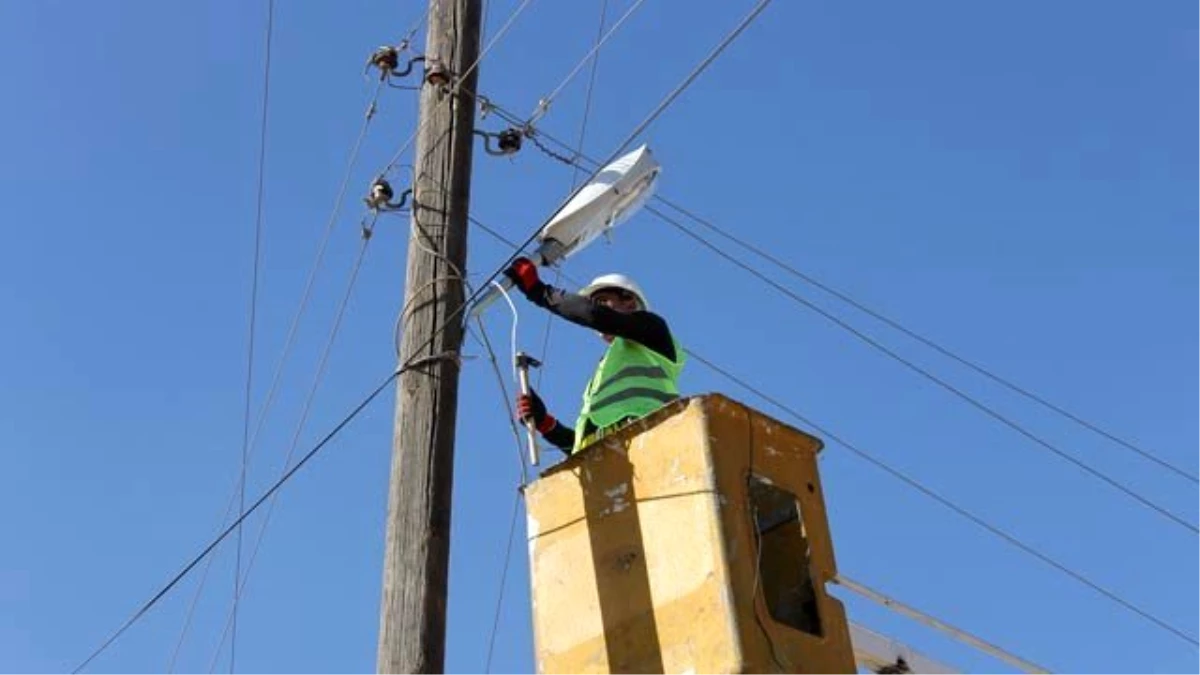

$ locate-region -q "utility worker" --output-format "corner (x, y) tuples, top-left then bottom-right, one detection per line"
(503, 257), (685, 455)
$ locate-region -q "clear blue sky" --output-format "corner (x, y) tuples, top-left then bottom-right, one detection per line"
(1, 1), (1195, 673)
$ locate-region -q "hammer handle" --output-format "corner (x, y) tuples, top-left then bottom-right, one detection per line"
(516, 366), (540, 466)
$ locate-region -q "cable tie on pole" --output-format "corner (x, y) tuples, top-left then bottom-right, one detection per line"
(403, 351), (462, 373)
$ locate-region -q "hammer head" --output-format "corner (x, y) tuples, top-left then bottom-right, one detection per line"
(515, 351), (542, 369)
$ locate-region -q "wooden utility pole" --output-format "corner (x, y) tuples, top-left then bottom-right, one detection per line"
(377, 0), (482, 672)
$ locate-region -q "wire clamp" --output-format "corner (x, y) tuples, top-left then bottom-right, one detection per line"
(477, 95), (496, 119)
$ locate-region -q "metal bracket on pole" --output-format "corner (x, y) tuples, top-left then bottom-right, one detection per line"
(515, 351), (542, 467)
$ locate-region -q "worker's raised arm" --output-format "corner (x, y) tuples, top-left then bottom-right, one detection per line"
(530, 286), (677, 361)
(503, 257), (677, 361)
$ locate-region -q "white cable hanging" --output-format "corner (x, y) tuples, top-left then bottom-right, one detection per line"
(489, 280), (520, 380)
(488, 280), (540, 467)
(169, 77), (386, 674)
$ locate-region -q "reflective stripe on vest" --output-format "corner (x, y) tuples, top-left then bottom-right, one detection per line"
(590, 364), (671, 397)
(573, 336), (684, 453)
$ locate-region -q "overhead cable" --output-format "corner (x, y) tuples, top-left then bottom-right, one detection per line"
(653, 206), (1196, 534)
(501, 114), (1197, 534)
(685, 348), (1199, 648)
(526, 0), (645, 125)
(536, 0), (611, 388)
(652, 196), (1198, 485)
(397, 0), (776, 371)
(494, 103), (1199, 487)
(483, 489), (525, 673)
(71, 369), (407, 674)
(205, 219), (381, 671)
(167, 79), (385, 673)
(381, 0), (539, 176)
(231, 0), (276, 669)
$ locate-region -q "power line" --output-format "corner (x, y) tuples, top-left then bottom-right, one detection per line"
(463, 212), (1200, 651)
(651, 206), (1196, 534)
(81, 0), (764, 667)
(205, 222), (379, 671)
(167, 80), (384, 674)
(399, 4), (432, 48)
(240, 85), (382, 464)
(232, 1), (275, 669)
(649, 197), (1198, 485)
(476, 0), (779, 292)
(381, 0), (538, 175)
(500, 118), (1197, 534)
(484, 489), (524, 673)
(339, 14), (785, 662)
(492, 100), (1199, 489)
(374, 16), (784, 659)
(468, 215), (516, 248)
(483, 121), (1200, 675)
(400, 0), (775, 372)
(569, 0), (607, 189)
(526, 0), (643, 125)
(683, 348), (1199, 648)
(537, 0), (610, 389)
(70, 369), (404, 674)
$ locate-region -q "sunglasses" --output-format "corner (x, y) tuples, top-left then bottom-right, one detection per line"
(592, 289), (638, 304)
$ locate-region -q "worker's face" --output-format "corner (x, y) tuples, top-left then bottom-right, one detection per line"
(591, 288), (642, 343)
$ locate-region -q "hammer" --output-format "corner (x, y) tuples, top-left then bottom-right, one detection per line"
(515, 351), (542, 466)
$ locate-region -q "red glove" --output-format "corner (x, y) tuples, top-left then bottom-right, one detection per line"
(504, 256), (541, 294)
(517, 390), (557, 434)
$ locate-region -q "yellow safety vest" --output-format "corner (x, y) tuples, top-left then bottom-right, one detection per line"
(572, 336), (684, 453)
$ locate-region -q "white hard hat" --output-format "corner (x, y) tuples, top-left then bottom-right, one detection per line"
(580, 273), (650, 310)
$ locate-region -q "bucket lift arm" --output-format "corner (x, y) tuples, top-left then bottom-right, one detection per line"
(850, 622), (958, 674)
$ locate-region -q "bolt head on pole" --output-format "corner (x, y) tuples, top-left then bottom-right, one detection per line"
(425, 59), (451, 87)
